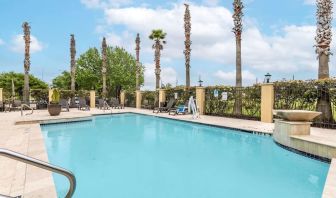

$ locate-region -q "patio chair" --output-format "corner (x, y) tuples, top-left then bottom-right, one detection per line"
(11, 100), (22, 112)
(98, 99), (110, 110)
(70, 97), (79, 108)
(78, 98), (90, 111)
(169, 101), (189, 115)
(110, 98), (124, 109)
(0, 101), (4, 112)
(153, 98), (175, 113)
(60, 99), (70, 112)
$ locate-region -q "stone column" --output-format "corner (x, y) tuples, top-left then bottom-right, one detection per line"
(90, 90), (95, 109)
(0, 88), (3, 101)
(261, 83), (274, 123)
(196, 87), (206, 115)
(48, 89), (54, 103)
(158, 89), (166, 104)
(120, 91), (125, 106)
(136, 90), (142, 109)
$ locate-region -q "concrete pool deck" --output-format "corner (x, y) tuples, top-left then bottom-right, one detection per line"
(0, 108), (335, 197)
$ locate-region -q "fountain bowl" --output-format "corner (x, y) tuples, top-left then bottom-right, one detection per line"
(273, 110), (322, 122)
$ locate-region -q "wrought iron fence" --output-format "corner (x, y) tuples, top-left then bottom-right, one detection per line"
(205, 86), (261, 120)
(141, 91), (157, 109)
(274, 80), (336, 129)
(125, 91), (136, 107)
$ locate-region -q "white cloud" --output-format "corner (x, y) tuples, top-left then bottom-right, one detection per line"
(0, 38), (4, 45)
(81, 0), (133, 8)
(10, 34), (44, 53)
(203, 0), (219, 6)
(142, 63), (177, 90)
(303, 0), (315, 5)
(214, 70), (256, 85)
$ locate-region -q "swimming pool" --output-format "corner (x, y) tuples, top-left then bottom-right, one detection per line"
(41, 113), (330, 198)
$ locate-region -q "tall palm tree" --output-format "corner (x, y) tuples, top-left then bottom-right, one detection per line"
(184, 3), (192, 88)
(232, 0), (244, 115)
(135, 33), (141, 91)
(23, 22), (31, 104)
(102, 37), (107, 97)
(70, 34), (76, 92)
(149, 29), (167, 89)
(315, 0), (333, 121)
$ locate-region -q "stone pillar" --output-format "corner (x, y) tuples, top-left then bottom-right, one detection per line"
(158, 89), (166, 104)
(120, 91), (125, 106)
(261, 83), (274, 123)
(196, 87), (206, 115)
(48, 89), (54, 103)
(136, 90), (142, 109)
(90, 90), (95, 109)
(0, 88), (3, 101)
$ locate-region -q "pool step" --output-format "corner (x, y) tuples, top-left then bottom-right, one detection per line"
(0, 194), (21, 198)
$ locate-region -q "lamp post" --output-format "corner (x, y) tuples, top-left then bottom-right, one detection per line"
(198, 75), (203, 87)
(264, 73), (272, 83)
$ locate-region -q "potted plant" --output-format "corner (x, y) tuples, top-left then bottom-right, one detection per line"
(48, 89), (61, 116)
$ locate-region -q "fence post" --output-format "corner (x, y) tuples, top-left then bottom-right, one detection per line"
(120, 91), (125, 106)
(158, 89), (166, 104)
(196, 87), (206, 115)
(0, 88), (2, 101)
(136, 90), (142, 109)
(48, 89), (54, 103)
(261, 83), (274, 123)
(90, 90), (95, 109)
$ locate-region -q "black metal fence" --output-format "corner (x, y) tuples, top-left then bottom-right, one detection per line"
(165, 87), (196, 105)
(124, 91), (136, 107)
(205, 86), (261, 120)
(274, 81), (336, 129)
(141, 91), (157, 109)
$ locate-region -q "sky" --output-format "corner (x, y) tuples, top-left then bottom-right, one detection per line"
(0, 0), (335, 90)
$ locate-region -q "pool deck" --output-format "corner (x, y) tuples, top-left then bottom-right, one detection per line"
(0, 108), (335, 197)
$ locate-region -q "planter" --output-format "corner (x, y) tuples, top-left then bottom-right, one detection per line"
(48, 104), (61, 116)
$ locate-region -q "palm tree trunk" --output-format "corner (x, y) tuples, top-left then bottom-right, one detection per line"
(102, 37), (107, 97)
(234, 38), (242, 115)
(23, 22), (31, 104)
(315, 0), (333, 123)
(135, 33), (141, 90)
(70, 34), (76, 92)
(155, 41), (161, 89)
(184, 4), (191, 88)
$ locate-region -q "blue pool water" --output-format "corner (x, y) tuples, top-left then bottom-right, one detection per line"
(41, 113), (330, 198)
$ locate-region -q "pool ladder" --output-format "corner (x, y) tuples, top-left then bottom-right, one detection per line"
(0, 148), (76, 198)
(20, 104), (34, 116)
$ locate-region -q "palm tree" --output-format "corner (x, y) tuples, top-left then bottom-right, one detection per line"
(315, 0), (333, 121)
(149, 29), (167, 89)
(70, 34), (76, 92)
(135, 33), (141, 91)
(22, 22), (31, 104)
(102, 37), (107, 97)
(184, 3), (192, 88)
(232, 0), (244, 115)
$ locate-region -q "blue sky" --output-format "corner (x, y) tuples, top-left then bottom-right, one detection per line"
(0, 0), (334, 90)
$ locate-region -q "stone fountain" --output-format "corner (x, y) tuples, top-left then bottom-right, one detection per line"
(273, 110), (321, 147)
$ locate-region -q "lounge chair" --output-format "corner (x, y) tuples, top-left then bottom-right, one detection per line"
(110, 98), (124, 109)
(169, 101), (189, 115)
(78, 98), (90, 111)
(60, 99), (70, 112)
(98, 99), (110, 110)
(11, 100), (22, 111)
(153, 98), (175, 113)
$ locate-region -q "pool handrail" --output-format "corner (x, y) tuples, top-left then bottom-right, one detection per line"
(0, 148), (76, 198)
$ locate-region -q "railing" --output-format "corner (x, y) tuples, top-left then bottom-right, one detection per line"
(0, 148), (76, 198)
(21, 104), (34, 116)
